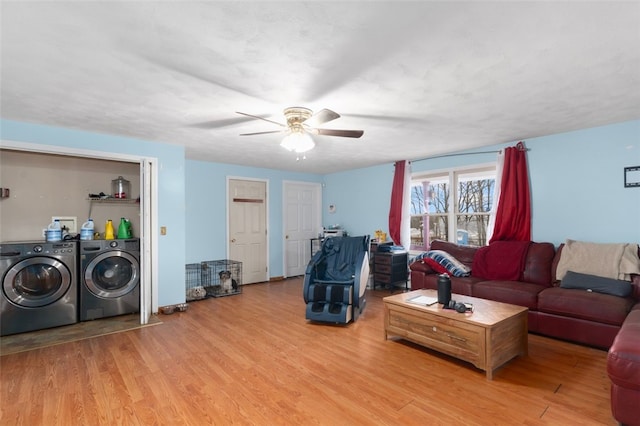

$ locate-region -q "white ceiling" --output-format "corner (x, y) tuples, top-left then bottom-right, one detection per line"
(1, 1), (639, 174)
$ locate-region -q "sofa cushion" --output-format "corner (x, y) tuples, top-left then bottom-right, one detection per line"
(538, 287), (634, 326)
(422, 257), (450, 275)
(561, 271), (632, 298)
(522, 242), (556, 286)
(422, 273), (482, 296)
(473, 280), (544, 309)
(472, 241), (530, 281)
(417, 250), (471, 277)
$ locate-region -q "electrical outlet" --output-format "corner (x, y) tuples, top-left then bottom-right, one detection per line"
(160, 226), (167, 235)
(52, 216), (77, 233)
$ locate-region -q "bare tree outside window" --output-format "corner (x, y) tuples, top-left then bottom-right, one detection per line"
(457, 178), (494, 246)
(411, 168), (495, 250)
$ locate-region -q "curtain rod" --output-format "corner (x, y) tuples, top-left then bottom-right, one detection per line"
(410, 141), (529, 163)
(412, 150), (500, 163)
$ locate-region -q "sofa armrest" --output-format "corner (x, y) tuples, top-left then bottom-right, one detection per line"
(607, 309), (640, 391)
(631, 274), (640, 300)
(409, 260), (435, 274)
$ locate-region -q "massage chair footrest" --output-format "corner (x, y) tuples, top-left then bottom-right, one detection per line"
(306, 283), (353, 305)
(305, 302), (353, 324)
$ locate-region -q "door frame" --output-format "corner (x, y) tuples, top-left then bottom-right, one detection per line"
(226, 176), (269, 280)
(282, 180), (322, 278)
(0, 139), (159, 324)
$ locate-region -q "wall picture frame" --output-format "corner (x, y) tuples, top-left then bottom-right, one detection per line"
(624, 166), (640, 188)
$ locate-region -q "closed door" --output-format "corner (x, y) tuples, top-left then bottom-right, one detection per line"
(283, 181), (321, 277)
(228, 179), (268, 284)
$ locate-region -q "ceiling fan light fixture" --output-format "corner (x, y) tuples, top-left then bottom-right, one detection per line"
(280, 130), (315, 153)
(236, 106), (362, 155)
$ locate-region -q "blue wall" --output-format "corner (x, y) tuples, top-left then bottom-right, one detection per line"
(527, 121), (640, 244)
(3, 118), (639, 306)
(1, 119), (186, 306)
(323, 120), (640, 246)
(185, 160), (323, 276)
(322, 164), (393, 237)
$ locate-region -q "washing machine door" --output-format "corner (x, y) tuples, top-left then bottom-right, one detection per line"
(3, 257), (72, 307)
(84, 251), (139, 298)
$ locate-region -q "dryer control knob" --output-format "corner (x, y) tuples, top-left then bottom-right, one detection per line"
(109, 241), (118, 248)
(33, 245), (42, 253)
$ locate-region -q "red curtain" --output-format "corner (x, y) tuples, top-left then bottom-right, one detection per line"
(489, 142), (531, 243)
(388, 161), (406, 245)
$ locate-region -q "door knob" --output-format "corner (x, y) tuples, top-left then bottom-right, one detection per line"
(231, 238), (236, 243)
(285, 235), (289, 239)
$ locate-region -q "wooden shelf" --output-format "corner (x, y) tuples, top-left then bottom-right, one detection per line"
(87, 198), (138, 204)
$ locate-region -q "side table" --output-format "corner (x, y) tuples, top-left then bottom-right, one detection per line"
(374, 251), (408, 291)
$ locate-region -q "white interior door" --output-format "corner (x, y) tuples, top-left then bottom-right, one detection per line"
(228, 178), (268, 284)
(283, 181), (321, 277)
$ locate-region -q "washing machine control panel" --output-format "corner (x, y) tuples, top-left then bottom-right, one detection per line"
(21, 242), (77, 255)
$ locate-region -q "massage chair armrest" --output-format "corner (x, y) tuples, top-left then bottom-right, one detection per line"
(303, 250), (326, 303)
(352, 251), (370, 307)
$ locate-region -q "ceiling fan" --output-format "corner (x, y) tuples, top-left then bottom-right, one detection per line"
(236, 107), (364, 154)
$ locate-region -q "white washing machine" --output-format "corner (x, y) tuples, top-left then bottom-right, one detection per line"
(79, 238), (140, 321)
(1, 240), (78, 336)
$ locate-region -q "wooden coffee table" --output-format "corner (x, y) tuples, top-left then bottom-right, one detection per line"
(383, 289), (528, 379)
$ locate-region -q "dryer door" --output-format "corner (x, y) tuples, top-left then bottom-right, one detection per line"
(3, 257), (72, 307)
(84, 251), (139, 298)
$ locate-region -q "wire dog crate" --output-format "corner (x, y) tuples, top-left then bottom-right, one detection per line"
(185, 263), (206, 301)
(185, 259), (243, 301)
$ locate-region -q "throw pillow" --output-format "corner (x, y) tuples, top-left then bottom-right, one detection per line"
(422, 257), (450, 275)
(560, 270), (632, 298)
(419, 250), (471, 277)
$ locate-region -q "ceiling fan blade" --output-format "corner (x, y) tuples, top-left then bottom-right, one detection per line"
(304, 108), (340, 127)
(236, 112), (286, 128)
(189, 116), (259, 129)
(240, 130), (284, 136)
(314, 128), (364, 138)
(342, 113), (425, 123)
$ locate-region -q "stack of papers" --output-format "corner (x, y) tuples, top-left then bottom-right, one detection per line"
(407, 295), (438, 306)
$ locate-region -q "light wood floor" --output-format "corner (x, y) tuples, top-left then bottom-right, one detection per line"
(0, 278), (615, 425)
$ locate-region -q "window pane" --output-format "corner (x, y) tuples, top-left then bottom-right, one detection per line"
(428, 182), (449, 214)
(413, 167), (495, 248)
(456, 214), (490, 246)
(410, 215), (424, 247)
(457, 178), (494, 213)
(428, 215), (448, 243)
(410, 185), (427, 215)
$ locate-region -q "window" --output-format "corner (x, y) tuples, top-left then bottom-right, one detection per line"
(410, 166), (496, 250)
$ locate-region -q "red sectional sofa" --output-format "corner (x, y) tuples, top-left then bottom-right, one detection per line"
(607, 306), (640, 426)
(409, 239), (640, 425)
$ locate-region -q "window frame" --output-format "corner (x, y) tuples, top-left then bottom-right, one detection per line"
(410, 163), (496, 251)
